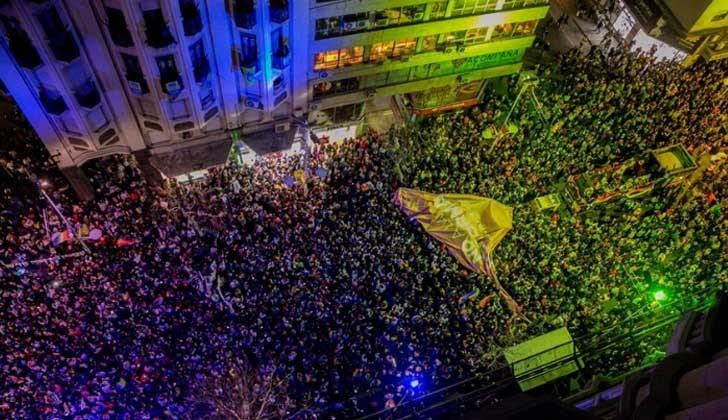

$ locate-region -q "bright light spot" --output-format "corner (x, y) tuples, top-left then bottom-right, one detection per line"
(654, 290), (667, 301)
(40, 179), (50, 187)
(409, 379), (419, 388)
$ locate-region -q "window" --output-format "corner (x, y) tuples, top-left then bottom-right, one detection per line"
(392, 38), (416, 57)
(314, 49), (341, 71)
(121, 53), (149, 94)
(272, 28), (289, 69)
(36, 6), (65, 37)
(143, 9), (175, 48)
(429, 1), (449, 19)
(451, 0), (499, 16)
(422, 35), (438, 52)
(155, 54), (183, 94)
(36, 6), (79, 62)
(464, 27), (488, 44)
(233, 0), (256, 29)
(491, 23), (515, 40)
(369, 41), (394, 61)
(0, 15), (43, 68)
(39, 87), (68, 115)
(318, 102), (364, 124)
(441, 30), (466, 46)
(342, 12), (370, 32)
(270, 0), (289, 24)
(313, 77), (359, 99)
(315, 16), (341, 39)
(105, 7), (134, 47)
(179, 0), (203, 36)
(240, 33), (258, 69)
(189, 39), (210, 83)
(400, 4), (425, 24)
(513, 20), (537, 37)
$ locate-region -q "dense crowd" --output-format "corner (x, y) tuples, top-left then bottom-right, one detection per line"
(2, 41), (728, 419)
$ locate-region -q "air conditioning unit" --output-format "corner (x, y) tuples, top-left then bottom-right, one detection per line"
(414, 12), (424, 20)
(457, 46), (466, 52)
(357, 20), (369, 29)
(376, 18), (389, 26)
(445, 47), (455, 54)
(274, 122), (290, 133)
(245, 96), (262, 109)
(343, 22), (356, 31)
(365, 88), (376, 98)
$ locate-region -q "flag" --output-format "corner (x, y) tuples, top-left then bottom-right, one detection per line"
(51, 229), (73, 247)
(479, 293), (496, 309)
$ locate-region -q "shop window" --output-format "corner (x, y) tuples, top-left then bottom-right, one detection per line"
(491, 23), (515, 40)
(0, 15), (43, 68)
(156, 54), (183, 95)
(122, 53), (149, 95)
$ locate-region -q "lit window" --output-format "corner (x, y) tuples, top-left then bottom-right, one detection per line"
(392, 38), (416, 57)
(369, 41), (394, 61)
(464, 27), (488, 44)
(422, 35), (438, 52)
(429, 1), (449, 19)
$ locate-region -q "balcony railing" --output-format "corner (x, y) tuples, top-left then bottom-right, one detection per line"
(160, 74), (183, 95)
(181, 2), (203, 36)
(48, 30), (79, 62)
(269, 0), (288, 24)
(233, 1), (256, 29)
(39, 91), (68, 115)
(193, 58), (210, 83)
(75, 80), (101, 108)
(126, 73), (150, 95)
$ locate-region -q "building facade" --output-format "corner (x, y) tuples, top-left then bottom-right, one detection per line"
(0, 0), (549, 199)
(621, 0), (728, 63)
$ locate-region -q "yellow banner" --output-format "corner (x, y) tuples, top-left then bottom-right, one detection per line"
(394, 188), (513, 277)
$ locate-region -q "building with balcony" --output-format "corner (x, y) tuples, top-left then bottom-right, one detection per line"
(621, 0), (728, 64)
(0, 0), (549, 200)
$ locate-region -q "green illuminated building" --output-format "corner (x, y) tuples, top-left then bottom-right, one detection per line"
(306, 0), (550, 130)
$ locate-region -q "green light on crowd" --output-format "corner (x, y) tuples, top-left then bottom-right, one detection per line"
(654, 290), (667, 301)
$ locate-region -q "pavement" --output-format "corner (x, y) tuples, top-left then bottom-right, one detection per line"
(544, 0), (621, 55)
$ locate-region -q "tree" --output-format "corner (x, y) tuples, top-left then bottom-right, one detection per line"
(185, 361), (306, 420)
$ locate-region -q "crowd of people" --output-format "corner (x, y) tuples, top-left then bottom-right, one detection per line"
(2, 37), (728, 420)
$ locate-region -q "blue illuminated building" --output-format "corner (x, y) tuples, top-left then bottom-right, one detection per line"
(0, 0), (549, 199)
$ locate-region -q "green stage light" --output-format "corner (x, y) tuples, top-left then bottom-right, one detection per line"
(653, 290), (667, 301)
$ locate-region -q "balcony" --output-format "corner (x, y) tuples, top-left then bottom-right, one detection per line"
(269, 0), (288, 24)
(193, 57), (210, 83)
(74, 80), (101, 108)
(39, 90), (68, 115)
(180, 1), (203, 36)
(8, 34), (43, 69)
(233, 1), (256, 29)
(143, 10), (175, 49)
(48, 30), (79, 62)
(160, 73), (183, 95)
